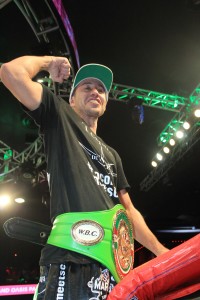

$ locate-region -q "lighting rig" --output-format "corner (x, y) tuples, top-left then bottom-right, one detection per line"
(140, 84), (200, 191)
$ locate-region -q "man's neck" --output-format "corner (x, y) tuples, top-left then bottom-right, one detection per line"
(71, 106), (99, 134)
(82, 115), (98, 134)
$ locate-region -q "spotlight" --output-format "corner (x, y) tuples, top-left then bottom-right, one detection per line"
(183, 121), (190, 130)
(194, 108), (200, 118)
(156, 153), (163, 161)
(163, 146), (170, 154)
(19, 161), (37, 185)
(14, 198), (25, 204)
(169, 138), (176, 146)
(151, 161), (158, 167)
(176, 130), (184, 139)
(0, 194), (11, 208)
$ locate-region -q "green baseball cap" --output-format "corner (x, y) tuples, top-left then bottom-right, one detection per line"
(69, 63), (113, 101)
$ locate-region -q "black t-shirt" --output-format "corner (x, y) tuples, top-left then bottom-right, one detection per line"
(26, 85), (130, 264)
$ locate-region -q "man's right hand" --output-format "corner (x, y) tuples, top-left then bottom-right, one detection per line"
(0, 55), (71, 110)
(48, 57), (71, 83)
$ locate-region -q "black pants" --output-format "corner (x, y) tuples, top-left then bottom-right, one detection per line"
(35, 262), (116, 300)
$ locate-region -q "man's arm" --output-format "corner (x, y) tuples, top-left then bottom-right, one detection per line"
(118, 189), (168, 256)
(0, 56), (71, 110)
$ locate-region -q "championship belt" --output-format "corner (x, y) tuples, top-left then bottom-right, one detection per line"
(47, 204), (134, 282)
(112, 209), (134, 280)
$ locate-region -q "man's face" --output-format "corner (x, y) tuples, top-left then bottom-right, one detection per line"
(70, 78), (107, 119)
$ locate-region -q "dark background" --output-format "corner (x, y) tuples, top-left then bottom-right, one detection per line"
(0, 0), (200, 291)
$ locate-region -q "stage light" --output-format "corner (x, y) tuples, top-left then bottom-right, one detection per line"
(169, 138), (176, 146)
(163, 146), (170, 154)
(19, 161), (37, 185)
(14, 198), (25, 204)
(194, 108), (200, 118)
(160, 136), (167, 144)
(0, 194), (11, 208)
(183, 121), (190, 130)
(176, 130), (184, 139)
(151, 161), (158, 167)
(156, 153), (163, 161)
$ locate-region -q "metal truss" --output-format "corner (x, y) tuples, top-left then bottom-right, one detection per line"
(40, 78), (188, 112)
(156, 106), (189, 146)
(140, 123), (200, 191)
(109, 83), (188, 112)
(139, 84), (200, 192)
(157, 83), (200, 146)
(1, 0), (78, 76)
(0, 136), (46, 184)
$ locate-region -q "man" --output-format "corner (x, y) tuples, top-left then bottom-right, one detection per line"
(0, 56), (168, 299)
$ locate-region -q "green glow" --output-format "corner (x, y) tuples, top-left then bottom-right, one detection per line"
(157, 118), (183, 145)
(0, 150), (13, 182)
(118, 95), (128, 99)
(189, 84), (200, 105)
(4, 149), (12, 160)
(160, 136), (167, 143)
(22, 118), (31, 127)
(156, 84), (200, 148)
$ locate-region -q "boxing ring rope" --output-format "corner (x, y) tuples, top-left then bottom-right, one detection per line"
(108, 234), (200, 300)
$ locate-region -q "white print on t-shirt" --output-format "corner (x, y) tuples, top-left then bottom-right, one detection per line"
(79, 142), (116, 177)
(79, 142), (118, 198)
(91, 166), (118, 198)
(82, 122), (112, 154)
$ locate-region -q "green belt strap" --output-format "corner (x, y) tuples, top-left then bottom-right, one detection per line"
(47, 204), (134, 282)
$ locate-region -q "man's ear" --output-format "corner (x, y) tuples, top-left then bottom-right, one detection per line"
(69, 96), (75, 106)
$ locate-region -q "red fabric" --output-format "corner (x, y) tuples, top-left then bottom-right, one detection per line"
(108, 234), (200, 300)
(160, 282), (200, 300)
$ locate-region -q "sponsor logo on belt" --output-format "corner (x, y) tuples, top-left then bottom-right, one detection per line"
(72, 220), (104, 245)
